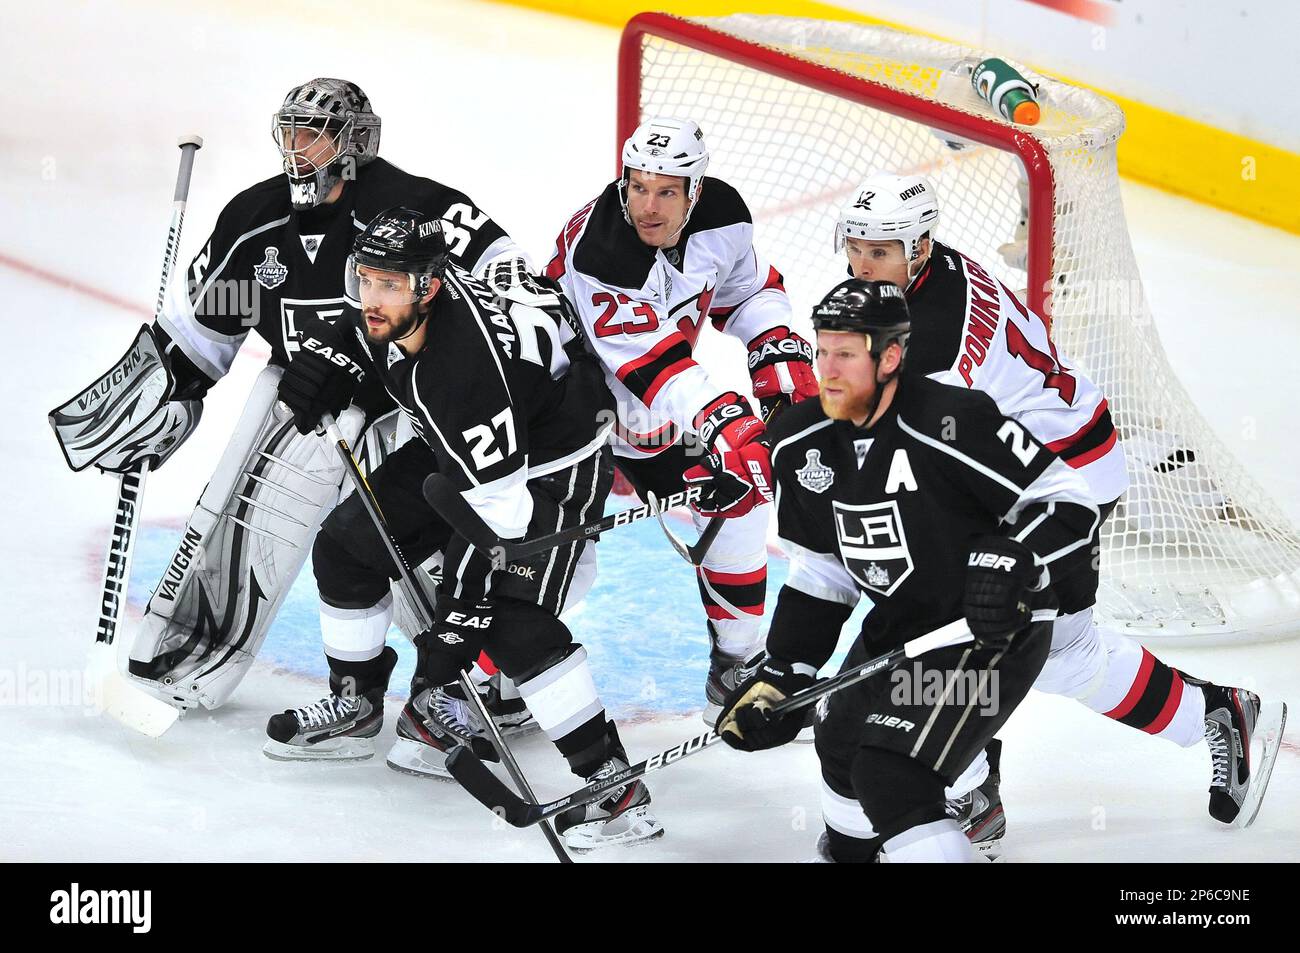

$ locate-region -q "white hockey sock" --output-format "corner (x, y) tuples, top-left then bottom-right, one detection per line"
(320, 592), (393, 662)
(516, 646), (604, 742)
(882, 819), (979, 863)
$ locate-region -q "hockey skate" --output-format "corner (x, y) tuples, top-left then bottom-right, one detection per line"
(385, 682), (518, 779)
(1202, 684), (1287, 828)
(947, 739), (1006, 859)
(263, 691), (384, 761)
(554, 757), (664, 851)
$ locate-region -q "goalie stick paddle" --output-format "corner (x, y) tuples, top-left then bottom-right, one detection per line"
(319, 416), (572, 864)
(446, 618), (974, 828)
(423, 472), (719, 565)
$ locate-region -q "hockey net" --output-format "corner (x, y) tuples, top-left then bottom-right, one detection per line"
(620, 13), (1300, 643)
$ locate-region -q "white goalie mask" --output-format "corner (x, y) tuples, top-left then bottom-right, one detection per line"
(619, 117), (710, 238)
(835, 173), (940, 265)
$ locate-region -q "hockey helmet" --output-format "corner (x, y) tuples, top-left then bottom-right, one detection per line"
(273, 78), (381, 209)
(834, 173), (939, 263)
(347, 207), (449, 304)
(619, 117), (710, 232)
(811, 279), (911, 361)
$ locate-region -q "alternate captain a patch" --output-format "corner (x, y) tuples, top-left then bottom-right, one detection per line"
(796, 449), (834, 493)
(832, 499), (914, 597)
(254, 247), (289, 290)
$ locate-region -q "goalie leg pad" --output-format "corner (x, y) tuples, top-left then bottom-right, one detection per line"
(127, 366), (366, 709)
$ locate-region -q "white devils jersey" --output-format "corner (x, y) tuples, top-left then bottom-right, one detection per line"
(903, 241), (1128, 504)
(545, 177), (792, 459)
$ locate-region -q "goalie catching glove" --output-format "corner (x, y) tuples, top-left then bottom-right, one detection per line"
(747, 326), (818, 423)
(276, 324), (366, 435)
(682, 392), (774, 518)
(716, 656), (815, 751)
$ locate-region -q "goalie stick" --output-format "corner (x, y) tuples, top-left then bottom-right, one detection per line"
(88, 135), (203, 738)
(422, 473), (723, 566)
(319, 415), (572, 864)
(445, 618), (974, 828)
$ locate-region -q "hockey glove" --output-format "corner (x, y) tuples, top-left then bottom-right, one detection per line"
(716, 656), (815, 751)
(747, 326), (819, 423)
(682, 393), (774, 518)
(416, 596), (495, 688)
(963, 535), (1043, 647)
(277, 327), (365, 435)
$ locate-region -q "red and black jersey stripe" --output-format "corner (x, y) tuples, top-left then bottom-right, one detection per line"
(614, 332), (697, 408)
(1046, 399), (1118, 468)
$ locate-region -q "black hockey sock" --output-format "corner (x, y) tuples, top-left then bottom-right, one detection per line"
(853, 747), (950, 842)
(823, 827), (885, 863)
(327, 645), (398, 699)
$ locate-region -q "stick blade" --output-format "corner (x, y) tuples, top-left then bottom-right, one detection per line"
(422, 474), (499, 554)
(88, 644), (181, 738)
(445, 746), (532, 826)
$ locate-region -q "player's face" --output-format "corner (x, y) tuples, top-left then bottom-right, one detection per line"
(627, 170), (691, 247)
(278, 122), (340, 177)
(356, 266), (437, 344)
(817, 330), (879, 423)
(845, 238), (914, 286)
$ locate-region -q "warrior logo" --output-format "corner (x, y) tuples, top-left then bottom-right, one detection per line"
(254, 246), (289, 290)
(833, 499), (914, 596)
(796, 449), (834, 493)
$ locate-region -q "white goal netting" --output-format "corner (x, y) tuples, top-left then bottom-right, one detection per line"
(624, 13), (1300, 643)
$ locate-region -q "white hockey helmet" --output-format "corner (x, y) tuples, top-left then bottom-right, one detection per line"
(835, 173), (940, 263)
(619, 117), (710, 228)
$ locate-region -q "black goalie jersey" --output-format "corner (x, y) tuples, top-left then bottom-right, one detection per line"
(766, 375), (1099, 662)
(154, 158), (521, 389)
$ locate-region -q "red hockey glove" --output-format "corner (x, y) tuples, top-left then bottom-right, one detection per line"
(747, 326), (818, 423)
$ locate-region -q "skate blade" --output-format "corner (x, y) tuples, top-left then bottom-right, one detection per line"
(1235, 701), (1288, 829)
(496, 719), (542, 740)
(385, 736), (455, 780)
(702, 703), (721, 729)
(262, 736), (376, 762)
(562, 805), (665, 852)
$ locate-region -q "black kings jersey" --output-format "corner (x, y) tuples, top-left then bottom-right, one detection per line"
(904, 241), (1127, 504)
(339, 264), (613, 599)
(156, 158), (520, 388)
(768, 375), (1098, 659)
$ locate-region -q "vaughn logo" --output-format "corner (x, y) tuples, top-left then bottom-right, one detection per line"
(50, 883), (151, 933)
(833, 499), (914, 596)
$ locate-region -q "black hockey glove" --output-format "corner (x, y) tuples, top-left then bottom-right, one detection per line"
(276, 327), (365, 435)
(716, 656), (815, 751)
(415, 596), (495, 688)
(963, 535), (1043, 648)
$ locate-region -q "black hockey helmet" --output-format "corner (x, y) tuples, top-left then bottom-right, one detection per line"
(347, 207), (450, 303)
(811, 279), (911, 361)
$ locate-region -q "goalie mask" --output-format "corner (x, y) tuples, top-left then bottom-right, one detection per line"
(834, 173), (939, 267)
(619, 116), (710, 240)
(273, 78), (381, 209)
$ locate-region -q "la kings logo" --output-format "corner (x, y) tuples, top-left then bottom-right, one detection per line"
(832, 499), (914, 596)
(254, 246), (288, 289)
(796, 449), (834, 493)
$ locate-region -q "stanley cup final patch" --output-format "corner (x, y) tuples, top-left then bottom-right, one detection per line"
(796, 449), (835, 493)
(254, 247), (289, 290)
(832, 499), (914, 597)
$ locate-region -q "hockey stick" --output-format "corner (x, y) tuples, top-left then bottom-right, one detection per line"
(90, 135), (203, 738)
(423, 472), (719, 566)
(446, 618), (974, 828)
(648, 495), (723, 568)
(319, 415), (572, 864)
